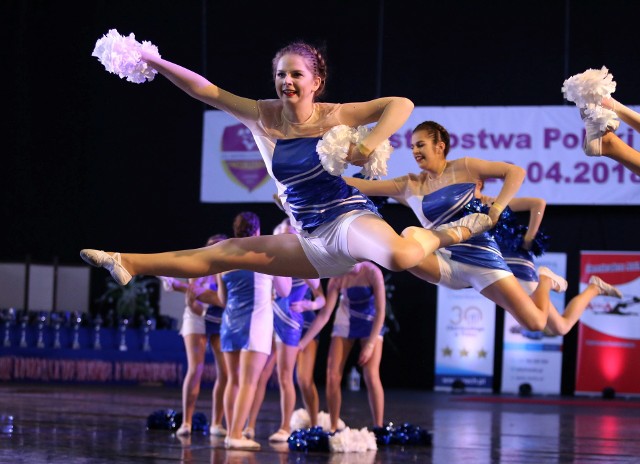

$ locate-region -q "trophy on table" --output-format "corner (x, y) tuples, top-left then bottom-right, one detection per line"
(36, 312), (48, 349)
(19, 312), (29, 348)
(2, 308), (16, 348)
(50, 311), (66, 349)
(92, 314), (102, 350)
(71, 312), (83, 350)
(118, 316), (129, 352)
(142, 317), (154, 352)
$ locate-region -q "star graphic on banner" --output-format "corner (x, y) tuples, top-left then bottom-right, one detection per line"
(442, 347), (452, 357)
(460, 348), (469, 357)
(478, 349), (488, 358)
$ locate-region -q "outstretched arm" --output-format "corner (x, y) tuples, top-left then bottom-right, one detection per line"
(140, 51), (260, 124)
(344, 176), (403, 198)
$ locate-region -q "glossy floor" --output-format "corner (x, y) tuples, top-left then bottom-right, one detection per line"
(1, 383), (639, 463)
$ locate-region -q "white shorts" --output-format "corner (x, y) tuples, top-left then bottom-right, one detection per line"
(296, 210), (375, 278)
(179, 306), (205, 337)
(436, 250), (512, 292)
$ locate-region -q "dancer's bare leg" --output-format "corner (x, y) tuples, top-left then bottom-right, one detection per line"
(110, 234), (320, 280)
(180, 333), (207, 432)
(481, 275), (556, 331)
(244, 341), (276, 435)
(325, 337), (354, 432)
(275, 342), (299, 433)
(545, 282), (608, 336)
(296, 340), (319, 426)
(209, 335), (228, 430)
(347, 215), (480, 273)
(360, 338), (384, 428)
(224, 350), (269, 440)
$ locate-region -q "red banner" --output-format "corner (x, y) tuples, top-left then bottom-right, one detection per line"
(576, 251), (640, 396)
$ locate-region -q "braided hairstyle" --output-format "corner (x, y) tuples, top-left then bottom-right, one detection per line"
(413, 121), (451, 157)
(272, 41), (328, 99)
(233, 211), (260, 238)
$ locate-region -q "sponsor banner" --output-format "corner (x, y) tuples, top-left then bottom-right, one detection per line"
(434, 287), (495, 392)
(501, 253), (567, 395)
(201, 106), (640, 204)
(576, 251), (640, 396)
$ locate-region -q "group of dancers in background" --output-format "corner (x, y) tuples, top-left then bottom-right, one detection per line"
(84, 34), (640, 449)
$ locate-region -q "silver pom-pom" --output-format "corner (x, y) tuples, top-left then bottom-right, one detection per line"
(92, 29), (160, 83)
(316, 125), (393, 177)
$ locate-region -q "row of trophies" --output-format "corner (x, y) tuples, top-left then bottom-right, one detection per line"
(1, 308), (155, 352)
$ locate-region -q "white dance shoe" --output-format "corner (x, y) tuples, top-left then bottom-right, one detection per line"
(209, 424), (227, 437)
(268, 429), (290, 442)
(436, 213), (493, 237)
(224, 436), (261, 450)
(588, 275), (622, 298)
(80, 249), (132, 286)
(176, 423), (191, 437)
(538, 266), (568, 293)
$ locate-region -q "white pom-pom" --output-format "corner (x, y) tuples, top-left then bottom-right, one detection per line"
(329, 427), (377, 453)
(583, 104), (620, 132)
(562, 66), (616, 108)
(290, 408), (310, 431)
(317, 411), (346, 431)
(92, 29), (160, 83)
(316, 125), (393, 177)
(316, 125), (353, 175)
(352, 126), (393, 178)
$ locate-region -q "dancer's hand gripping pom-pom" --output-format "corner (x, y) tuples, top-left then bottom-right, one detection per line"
(561, 66), (619, 132)
(92, 29), (161, 83)
(316, 125), (393, 178)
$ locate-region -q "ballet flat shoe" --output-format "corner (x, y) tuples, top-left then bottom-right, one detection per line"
(176, 423), (191, 437)
(80, 249), (132, 286)
(588, 275), (622, 298)
(268, 429), (290, 442)
(224, 436), (260, 450)
(538, 266), (568, 293)
(209, 424), (227, 437)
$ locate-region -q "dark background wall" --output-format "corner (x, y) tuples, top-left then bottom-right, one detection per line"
(3, 0), (640, 392)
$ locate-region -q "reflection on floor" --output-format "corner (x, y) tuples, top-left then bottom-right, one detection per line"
(1, 383), (639, 463)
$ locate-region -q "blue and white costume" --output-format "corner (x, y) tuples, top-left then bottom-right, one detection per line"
(273, 277), (309, 347)
(180, 279), (223, 337)
(244, 101), (381, 278)
(220, 270), (274, 355)
(332, 286), (387, 339)
(204, 281), (224, 336)
(389, 157), (512, 291)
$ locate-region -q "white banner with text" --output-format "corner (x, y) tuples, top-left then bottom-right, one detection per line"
(201, 106), (640, 205)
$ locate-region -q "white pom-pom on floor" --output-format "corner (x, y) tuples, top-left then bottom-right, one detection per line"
(329, 427), (377, 453)
(289, 408), (346, 431)
(92, 29), (161, 83)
